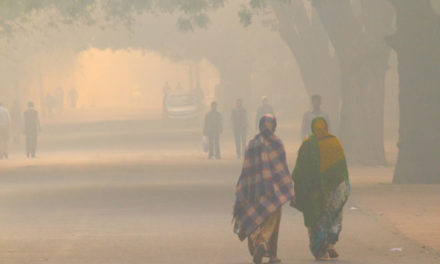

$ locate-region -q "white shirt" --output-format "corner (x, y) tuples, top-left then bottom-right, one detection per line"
(0, 106), (11, 127)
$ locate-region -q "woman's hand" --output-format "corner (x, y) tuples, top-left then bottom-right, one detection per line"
(290, 195), (297, 207)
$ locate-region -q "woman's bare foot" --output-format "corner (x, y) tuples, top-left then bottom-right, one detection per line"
(253, 244), (266, 264)
(328, 248), (339, 259)
(316, 251), (330, 261)
(327, 243), (339, 259)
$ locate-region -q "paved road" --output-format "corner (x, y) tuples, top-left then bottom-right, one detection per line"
(1, 118), (439, 263)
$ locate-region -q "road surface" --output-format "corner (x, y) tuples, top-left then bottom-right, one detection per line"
(0, 117), (438, 263)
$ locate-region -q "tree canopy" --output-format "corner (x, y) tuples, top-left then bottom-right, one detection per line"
(0, 0), (227, 36)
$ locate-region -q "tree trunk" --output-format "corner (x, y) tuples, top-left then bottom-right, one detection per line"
(209, 57), (252, 117)
(270, 0), (341, 130)
(359, 0), (395, 165)
(312, 0), (391, 165)
(388, 0), (440, 183)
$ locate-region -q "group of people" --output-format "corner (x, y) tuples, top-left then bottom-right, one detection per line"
(0, 101), (41, 159)
(46, 87), (64, 118)
(203, 94), (330, 160)
(203, 96), (275, 160)
(45, 87), (78, 118)
(233, 113), (350, 263)
(218, 94), (348, 263)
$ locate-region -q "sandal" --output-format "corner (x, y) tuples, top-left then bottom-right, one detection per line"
(328, 248), (339, 259)
(253, 244), (266, 264)
(269, 257), (282, 263)
(316, 251), (330, 261)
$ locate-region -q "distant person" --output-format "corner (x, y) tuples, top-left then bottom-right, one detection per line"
(301, 94), (330, 140)
(291, 117), (350, 260)
(23, 102), (41, 158)
(176, 82), (184, 92)
(0, 102), (11, 159)
(55, 87), (64, 113)
(203, 102), (223, 159)
(194, 86), (204, 105)
(69, 87), (79, 109)
(233, 114), (294, 264)
(163, 82), (171, 95)
(10, 100), (22, 144)
(231, 99), (247, 159)
(162, 82), (171, 114)
(256, 96), (274, 129)
(46, 93), (55, 118)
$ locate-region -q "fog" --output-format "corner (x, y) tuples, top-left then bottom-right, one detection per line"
(0, 1), (438, 263)
(0, 0), (402, 161)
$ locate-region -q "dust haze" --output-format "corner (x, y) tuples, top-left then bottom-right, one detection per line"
(0, 1), (439, 263)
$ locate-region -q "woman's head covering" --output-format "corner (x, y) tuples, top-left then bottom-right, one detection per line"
(259, 114), (277, 138)
(311, 117), (329, 139)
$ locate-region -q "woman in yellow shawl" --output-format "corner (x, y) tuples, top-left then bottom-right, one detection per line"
(291, 117), (350, 260)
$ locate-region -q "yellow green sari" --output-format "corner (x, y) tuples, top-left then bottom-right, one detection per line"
(292, 117), (350, 259)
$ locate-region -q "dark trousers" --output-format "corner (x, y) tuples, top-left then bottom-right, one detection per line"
(26, 135), (37, 157)
(208, 134), (221, 159)
(234, 131), (246, 158)
(0, 126), (9, 157)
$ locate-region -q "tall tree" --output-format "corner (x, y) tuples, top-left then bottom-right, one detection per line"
(243, 0), (393, 165)
(311, 0), (393, 165)
(269, 0), (341, 129)
(387, 0), (440, 183)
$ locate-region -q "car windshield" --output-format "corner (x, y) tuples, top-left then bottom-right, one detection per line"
(167, 95), (196, 107)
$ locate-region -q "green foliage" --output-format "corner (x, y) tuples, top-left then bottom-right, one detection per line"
(238, 5), (252, 27)
(177, 17), (193, 31)
(238, 0), (289, 27)
(249, 0), (266, 9)
(0, 0), (227, 36)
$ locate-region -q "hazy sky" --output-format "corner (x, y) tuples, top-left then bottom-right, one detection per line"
(73, 48), (219, 109)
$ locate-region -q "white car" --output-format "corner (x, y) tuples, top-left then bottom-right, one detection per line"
(163, 93), (200, 121)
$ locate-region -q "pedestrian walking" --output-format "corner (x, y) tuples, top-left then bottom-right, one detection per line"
(0, 102), (11, 159)
(231, 99), (247, 159)
(203, 102), (223, 159)
(23, 102), (41, 158)
(301, 94), (330, 140)
(291, 117), (350, 260)
(233, 114), (294, 264)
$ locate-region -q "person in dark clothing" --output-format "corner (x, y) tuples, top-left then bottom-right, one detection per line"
(10, 100), (22, 144)
(256, 96), (275, 129)
(204, 101), (223, 159)
(69, 87), (79, 109)
(55, 87), (64, 114)
(0, 102), (10, 159)
(23, 101), (40, 158)
(231, 99), (247, 159)
(46, 93), (55, 118)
